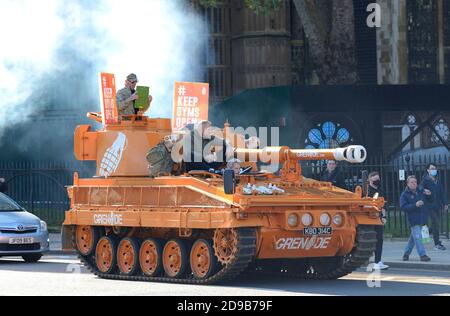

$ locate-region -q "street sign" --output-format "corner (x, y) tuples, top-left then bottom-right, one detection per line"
(399, 169), (406, 181)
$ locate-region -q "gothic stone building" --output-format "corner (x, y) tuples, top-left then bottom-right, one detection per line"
(198, 0), (450, 159)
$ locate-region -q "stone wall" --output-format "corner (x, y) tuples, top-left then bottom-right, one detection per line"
(376, 0), (408, 84)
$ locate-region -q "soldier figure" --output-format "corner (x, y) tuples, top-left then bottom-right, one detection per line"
(116, 73), (153, 116)
(146, 135), (178, 178)
(226, 159), (242, 177)
(184, 120), (233, 172)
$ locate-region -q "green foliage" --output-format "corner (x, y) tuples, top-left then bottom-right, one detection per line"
(244, 0), (282, 14)
(195, 0), (218, 7)
(194, 0), (282, 15)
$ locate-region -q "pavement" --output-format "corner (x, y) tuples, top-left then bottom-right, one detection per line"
(48, 234), (450, 271)
(376, 238), (450, 271)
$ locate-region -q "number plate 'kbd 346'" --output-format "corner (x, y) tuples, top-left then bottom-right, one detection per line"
(303, 227), (333, 236)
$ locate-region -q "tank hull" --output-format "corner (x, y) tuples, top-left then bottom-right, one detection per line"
(63, 176), (381, 283)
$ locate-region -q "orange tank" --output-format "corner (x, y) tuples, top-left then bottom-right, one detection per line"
(62, 113), (384, 284)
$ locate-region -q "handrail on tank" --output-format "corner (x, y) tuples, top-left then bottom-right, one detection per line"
(87, 112), (149, 124)
(234, 145), (367, 164)
(87, 112), (103, 123)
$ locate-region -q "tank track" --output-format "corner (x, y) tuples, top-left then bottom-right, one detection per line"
(253, 225), (378, 280)
(73, 227), (257, 285)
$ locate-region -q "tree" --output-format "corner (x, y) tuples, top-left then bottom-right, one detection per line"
(196, 0), (281, 14)
(195, 0), (358, 84)
(292, 0), (358, 84)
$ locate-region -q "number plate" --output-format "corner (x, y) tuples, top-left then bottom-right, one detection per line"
(303, 227), (333, 236)
(9, 237), (34, 245)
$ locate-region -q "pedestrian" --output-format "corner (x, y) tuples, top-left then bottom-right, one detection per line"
(420, 163), (448, 251)
(319, 160), (346, 189)
(116, 73), (153, 116)
(401, 175), (431, 262)
(367, 171), (389, 270)
(0, 177), (7, 194)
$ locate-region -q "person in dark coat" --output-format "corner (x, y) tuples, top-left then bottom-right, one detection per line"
(319, 160), (346, 189)
(367, 172), (388, 270)
(400, 176), (431, 262)
(420, 163), (448, 251)
(183, 121), (232, 172)
(0, 178), (7, 194)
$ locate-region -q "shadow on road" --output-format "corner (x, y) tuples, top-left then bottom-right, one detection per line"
(0, 256), (87, 275)
(0, 258), (449, 296)
(225, 272), (450, 296)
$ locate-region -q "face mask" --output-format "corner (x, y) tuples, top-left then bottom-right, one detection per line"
(373, 180), (381, 187)
(429, 170), (438, 177)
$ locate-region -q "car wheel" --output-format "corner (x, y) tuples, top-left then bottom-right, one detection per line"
(22, 254), (42, 263)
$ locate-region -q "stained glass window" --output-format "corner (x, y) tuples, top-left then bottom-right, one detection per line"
(305, 121), (353, 149)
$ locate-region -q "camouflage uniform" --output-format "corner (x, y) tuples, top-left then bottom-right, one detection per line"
(116, 86), (136, 116)
(147, 142), (174, 178)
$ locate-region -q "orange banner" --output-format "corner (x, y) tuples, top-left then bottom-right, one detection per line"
(172, 82), (209, 131)
(99, 72), (119, 125)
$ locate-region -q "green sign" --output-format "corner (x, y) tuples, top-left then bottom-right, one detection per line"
(135, 86), (150, 109)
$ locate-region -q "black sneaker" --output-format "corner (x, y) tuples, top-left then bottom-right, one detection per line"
(420, 255), (431, 262)
(403, 254), (409, 261)
(434, 244), (447, 251)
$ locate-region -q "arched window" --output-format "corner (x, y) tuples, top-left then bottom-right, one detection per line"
(431, 118), (450, 144)
(401, 114), (421, 151)
(305, 121), (352, 149)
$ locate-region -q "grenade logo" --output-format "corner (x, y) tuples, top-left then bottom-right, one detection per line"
(99, 133), (128, 177)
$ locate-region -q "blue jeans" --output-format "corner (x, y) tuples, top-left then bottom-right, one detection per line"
(404, 226), (427, 257)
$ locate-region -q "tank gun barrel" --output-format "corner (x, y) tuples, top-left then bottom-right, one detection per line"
(234, 145), (367, 164)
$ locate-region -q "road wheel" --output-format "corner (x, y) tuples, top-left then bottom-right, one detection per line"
(95, 236), (118, 274)
(214, 228), (239, 266)
(190, 239), (218, 280)
(117, 238), (141, 276)
(139, 238), (163, 278)
(22, 254), (42, 263)
(163, 239), (189, 278)
(75, 226), (100, 256)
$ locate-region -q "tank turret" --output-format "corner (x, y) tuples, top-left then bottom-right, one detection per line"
(75, 113), (171, 177)
(76, 112), (366, 178)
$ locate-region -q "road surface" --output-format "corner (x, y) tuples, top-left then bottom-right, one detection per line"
(0, 254), (449, 296)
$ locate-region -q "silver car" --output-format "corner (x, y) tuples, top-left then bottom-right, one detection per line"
(0, 193), (49, 262)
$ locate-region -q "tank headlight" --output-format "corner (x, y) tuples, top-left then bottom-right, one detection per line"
(320, 213), (331, 226)
(287, 214), (299, 227)
(301, 213), (313, 227)
(333, 214), (344, 227)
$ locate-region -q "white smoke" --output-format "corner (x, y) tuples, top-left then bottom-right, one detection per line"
(0, 0), (206, 142)
(0, 0), (64, 131)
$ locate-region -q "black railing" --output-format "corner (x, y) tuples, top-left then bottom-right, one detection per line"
(302, 153), (450, 238)
(0, 161), (94, 226)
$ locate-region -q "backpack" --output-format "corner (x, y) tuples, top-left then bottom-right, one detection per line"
(146, 142), (174, 177)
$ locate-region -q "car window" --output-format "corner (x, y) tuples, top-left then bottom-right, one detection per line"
(0, 193), (23, 212)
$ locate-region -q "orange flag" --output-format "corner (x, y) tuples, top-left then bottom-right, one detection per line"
(99, 72), (119, 125)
